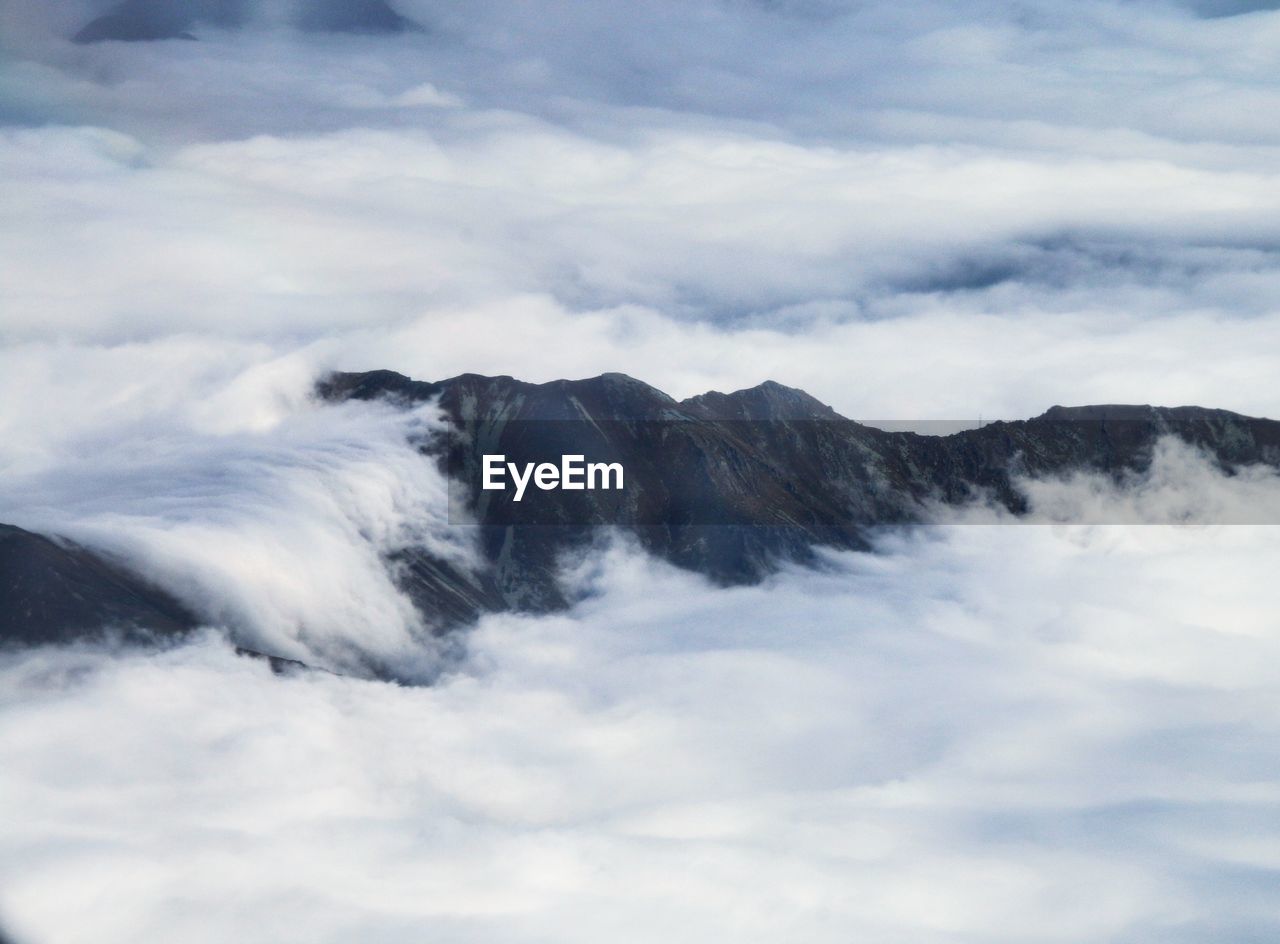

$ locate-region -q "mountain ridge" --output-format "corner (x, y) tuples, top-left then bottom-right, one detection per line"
(2, 370), (1277, 677)
(324, 368), (1265, 428)
(317, 369), (1280, 639)
(73, 0), (422, 44)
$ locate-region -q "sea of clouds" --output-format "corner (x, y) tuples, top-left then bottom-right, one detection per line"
(2, 0), (1280, 940)
(3, 524), (1280, 943)
(6, 0), (1280, 418)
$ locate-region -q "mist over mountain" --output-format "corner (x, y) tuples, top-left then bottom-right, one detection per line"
(326, 369), (1280, 630)
(3, 370), (1277, 678)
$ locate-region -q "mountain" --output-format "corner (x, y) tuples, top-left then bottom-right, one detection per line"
(72, 0), (420, 43)
(319, 370), (1280, 626)
(3, 371), (1279, 666)
(73, 0), (244, 42)
(0, 524), (318, 672)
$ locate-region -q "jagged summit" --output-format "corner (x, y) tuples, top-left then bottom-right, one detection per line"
(320, 370), (679, 420)
(321, 370), (841, 422)
(681, 380), (840, 421)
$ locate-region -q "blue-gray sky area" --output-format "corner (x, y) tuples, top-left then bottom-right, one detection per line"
(2, 3), (1280, 943)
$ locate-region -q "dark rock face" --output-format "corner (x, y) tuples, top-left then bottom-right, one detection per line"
(389, 544), (509, 630)
(0, 524), (195, 647)
(320, 370), (1280, 629)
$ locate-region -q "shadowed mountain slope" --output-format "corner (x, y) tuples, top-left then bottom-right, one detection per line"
(0, 524), (195, 646)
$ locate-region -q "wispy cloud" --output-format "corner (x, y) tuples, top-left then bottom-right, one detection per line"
(0, 340), (475, 677)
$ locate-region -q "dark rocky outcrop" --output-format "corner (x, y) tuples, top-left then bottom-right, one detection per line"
(0, 524), (195, 646)
(0, 524), (321, 671)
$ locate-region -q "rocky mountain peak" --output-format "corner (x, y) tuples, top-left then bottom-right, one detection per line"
(681, 380), (841, 421)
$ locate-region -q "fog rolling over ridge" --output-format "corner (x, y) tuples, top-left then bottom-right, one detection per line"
(4, 0), (1280, 941)
(4, 523), (1280, 942)
(3, 367), (1279, 682)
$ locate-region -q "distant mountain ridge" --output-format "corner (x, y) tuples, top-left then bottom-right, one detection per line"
(72, 0), (421, 44)
(3, 370), (1278, 676)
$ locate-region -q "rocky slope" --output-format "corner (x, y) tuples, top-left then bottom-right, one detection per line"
(0, 524), (194, 647)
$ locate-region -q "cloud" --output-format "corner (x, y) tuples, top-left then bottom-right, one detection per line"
(1016, 437), (1280, 524)
(2, 0), (1280, 426)
(918, 435), (1280, 525)
(0, 339), (477, 678)
(4, 117), (1280, 421)
(2, 525), (1280, 942)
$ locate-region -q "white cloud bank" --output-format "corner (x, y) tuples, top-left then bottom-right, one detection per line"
(3, 0), (1280, 419)
(2, 524), (1279, 943)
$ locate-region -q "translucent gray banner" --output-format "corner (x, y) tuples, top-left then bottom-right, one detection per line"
(441, 415), (1280, 526)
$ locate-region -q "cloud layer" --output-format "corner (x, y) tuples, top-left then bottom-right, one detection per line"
(2, 0), (1280, 420)
(3, 525), (1280, 943)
